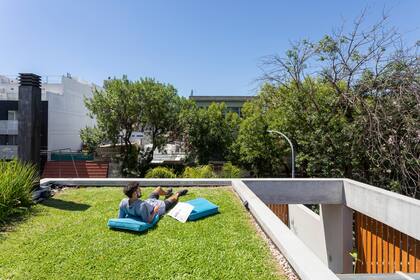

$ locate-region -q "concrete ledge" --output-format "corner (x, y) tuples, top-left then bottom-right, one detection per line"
(40, 178), (231, 187)
(343, 179), (420, 240)
(232, 180), (339, 280)
(243, 179), (343, 204)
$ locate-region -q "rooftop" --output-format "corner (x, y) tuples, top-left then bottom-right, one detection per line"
(0, 186), (285, 279)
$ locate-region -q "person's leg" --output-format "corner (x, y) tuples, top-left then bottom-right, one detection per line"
(164, 193), (180, 211)
(149, 186), (173, 199)
(164, 189), (189, 212)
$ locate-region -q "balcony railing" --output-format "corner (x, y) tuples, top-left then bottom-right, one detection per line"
(0, 120), (18, 135)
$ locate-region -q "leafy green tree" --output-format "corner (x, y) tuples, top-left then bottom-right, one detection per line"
(85, 77), (141, 173)
(256, 11), (419, 197)
(136, 79), (184, 175)
(80, 126), (105, 154)
(235, 93), (290, 177)
(85, 77), (182, 176)
(182, 102), (241, 164)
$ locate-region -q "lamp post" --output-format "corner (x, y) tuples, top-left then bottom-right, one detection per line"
(267, 130), (295, 178)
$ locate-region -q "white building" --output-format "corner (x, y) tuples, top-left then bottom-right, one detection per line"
(0, 74), (99, 159)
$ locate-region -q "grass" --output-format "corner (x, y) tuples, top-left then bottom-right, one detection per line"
(0, 187), (285, 280)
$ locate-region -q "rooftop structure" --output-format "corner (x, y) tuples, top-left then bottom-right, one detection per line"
(38, 177), (420, 280)
(189, 95), (254, 116)
(0, 74), (99, 159)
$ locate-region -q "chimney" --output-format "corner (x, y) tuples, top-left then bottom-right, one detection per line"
(18, 73), (41, 168)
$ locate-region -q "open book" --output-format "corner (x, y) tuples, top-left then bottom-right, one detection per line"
(167, 202), (194, 223)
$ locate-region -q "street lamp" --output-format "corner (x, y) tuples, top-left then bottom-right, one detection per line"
(267, 130), (295, 178)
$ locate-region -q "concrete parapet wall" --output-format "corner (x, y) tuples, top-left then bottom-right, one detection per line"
(343, 179), (420, 240)
(289, 204), (328, 265)
(243, 179), (343, 204)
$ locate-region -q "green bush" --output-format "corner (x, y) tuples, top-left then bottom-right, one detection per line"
(145, 167), (177, 178)
(0, 160), (39, 223)
(182, 165), (217, 178)
(220, 162), (243, 178)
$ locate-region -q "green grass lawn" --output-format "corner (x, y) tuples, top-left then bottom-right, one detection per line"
(0, 187), (285, 280)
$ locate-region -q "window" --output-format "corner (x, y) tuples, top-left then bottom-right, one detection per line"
(8, 111), (17, 120)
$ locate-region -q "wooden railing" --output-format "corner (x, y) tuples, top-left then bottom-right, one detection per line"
(267, 204), (289, 226)
(355, 211), (420, 273)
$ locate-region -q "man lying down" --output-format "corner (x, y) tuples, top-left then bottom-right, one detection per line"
(118, 182), (188, 223)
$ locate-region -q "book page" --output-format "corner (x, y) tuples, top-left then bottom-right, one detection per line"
(167, 202), (194, 223)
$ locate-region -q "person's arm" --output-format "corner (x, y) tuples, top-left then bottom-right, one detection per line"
(138, 203), (158, 223)
(148, 205), (160, 223)
(118, 202), (127, 218)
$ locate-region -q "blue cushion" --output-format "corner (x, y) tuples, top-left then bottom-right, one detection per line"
(108, 214), (159, 232)
(186, 198), (219, 221)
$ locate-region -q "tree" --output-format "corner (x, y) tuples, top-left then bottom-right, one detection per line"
(182, 102), (241, 164)
(257, 10), (419, 197)
(136, 78), (184, 176)
(85, 77), (183, 176)
(85, 76), (141, 173)
(235, 98), (286, 177)
(80, 126), (105, 154)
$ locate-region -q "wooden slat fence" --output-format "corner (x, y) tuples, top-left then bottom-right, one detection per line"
(355, 211), (420, 273)
(267, 204), (289, 226)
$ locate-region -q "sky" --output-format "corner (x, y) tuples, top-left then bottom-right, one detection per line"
(0, 0), (419, 97)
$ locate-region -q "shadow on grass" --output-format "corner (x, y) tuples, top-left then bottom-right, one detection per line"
(41, 198), (91, 211)
(108, 223), (159, 236)
(0, 207), (41, 238)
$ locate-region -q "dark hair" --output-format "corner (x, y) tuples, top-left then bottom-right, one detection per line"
(123, 182), (139, 198)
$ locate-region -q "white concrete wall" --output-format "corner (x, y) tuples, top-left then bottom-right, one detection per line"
(47, 76), (96, 151)
(289, 204), (329, 265)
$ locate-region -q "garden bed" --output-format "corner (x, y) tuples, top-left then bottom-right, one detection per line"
(0, 187), (285, 279)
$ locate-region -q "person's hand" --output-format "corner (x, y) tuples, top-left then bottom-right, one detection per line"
(153, 205), (160, 214)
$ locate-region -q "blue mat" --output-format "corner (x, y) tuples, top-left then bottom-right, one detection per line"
(108, 214), (159, 232)
(186, 198), (219, 221)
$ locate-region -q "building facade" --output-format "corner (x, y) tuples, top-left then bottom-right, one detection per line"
(189, 95), (254, 116)
(0, 74), (98, 159)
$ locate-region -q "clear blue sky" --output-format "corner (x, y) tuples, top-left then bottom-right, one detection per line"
(0, 0), (418, 97)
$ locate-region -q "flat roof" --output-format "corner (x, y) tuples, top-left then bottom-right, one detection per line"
(189, 95), (254, 102)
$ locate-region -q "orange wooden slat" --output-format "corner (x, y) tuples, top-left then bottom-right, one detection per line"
(377, 222), (383, 273)
(362, 213), (367, 272)
(409, 237), (416, 273)
(401, 233), (408, 272)
(366, 216), (372, 273)
(389, 227), (395, 273)
(356, 212), (362, 273)
(416, 239), (420, 272)
(383, 224), (389, 273)
(395, 230), (401, 272)
(372, 219), (377, 273)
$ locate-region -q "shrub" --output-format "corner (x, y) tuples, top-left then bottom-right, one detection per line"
(220, 162), (243, 178)
(145, 166), (176, 178)
(182, 165), (217, 178)
(0, 160), (39, 223)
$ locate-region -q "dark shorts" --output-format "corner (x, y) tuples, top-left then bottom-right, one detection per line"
(148, 191), (177, 212)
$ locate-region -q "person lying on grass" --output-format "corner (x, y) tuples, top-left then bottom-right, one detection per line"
(118, 182), (188, 223)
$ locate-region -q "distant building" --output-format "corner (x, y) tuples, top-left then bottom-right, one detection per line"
(0, 74), (99, 159)
(189, 95), (254, 116)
